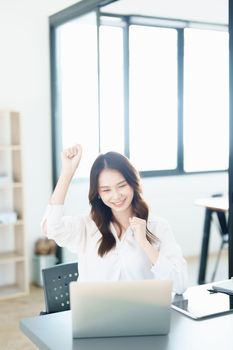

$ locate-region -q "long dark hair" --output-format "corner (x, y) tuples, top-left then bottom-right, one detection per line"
(88, 152), (157, 256)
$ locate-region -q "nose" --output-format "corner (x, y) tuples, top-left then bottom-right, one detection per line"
(111, 188), (122, 200)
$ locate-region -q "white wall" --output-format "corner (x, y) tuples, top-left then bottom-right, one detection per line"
(0, 0), (80, 281)
(0, 0), (229, 281)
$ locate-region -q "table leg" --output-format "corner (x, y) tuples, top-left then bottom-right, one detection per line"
(198, 208), (212, 284)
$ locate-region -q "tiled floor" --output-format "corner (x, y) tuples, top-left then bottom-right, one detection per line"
(0, 251), (229, 350)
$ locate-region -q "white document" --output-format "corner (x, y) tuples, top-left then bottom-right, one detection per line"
(212, 278), (233, 295)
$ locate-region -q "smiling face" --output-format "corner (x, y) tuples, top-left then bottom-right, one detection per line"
(98, 168), (134, 216)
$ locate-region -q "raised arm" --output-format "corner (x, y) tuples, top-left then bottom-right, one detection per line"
(41, 144), (86, 253)
(50, 144), (82, 204)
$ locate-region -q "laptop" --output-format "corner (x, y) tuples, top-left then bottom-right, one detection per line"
(69, 279), (172, 338)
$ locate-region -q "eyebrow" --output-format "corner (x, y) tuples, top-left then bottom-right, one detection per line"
(99, 180), (126, 189)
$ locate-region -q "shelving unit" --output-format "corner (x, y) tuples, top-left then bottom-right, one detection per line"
(0, 110), (29, 299)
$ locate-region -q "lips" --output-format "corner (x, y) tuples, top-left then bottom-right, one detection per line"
(111, 199), (125, 207)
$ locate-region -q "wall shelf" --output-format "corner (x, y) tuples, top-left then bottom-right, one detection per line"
(0, 252), (25, 263)
(0, 182), (23, 188)
(0, 220), (24, 227)
(0, 145), (22, 151)
(0, 110), (29, 299)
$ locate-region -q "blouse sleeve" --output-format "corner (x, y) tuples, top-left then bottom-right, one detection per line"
(150, 218), (188, 295)
(41, 204), (87, 254)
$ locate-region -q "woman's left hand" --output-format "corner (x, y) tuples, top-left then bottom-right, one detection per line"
(129, 217), (147, 245)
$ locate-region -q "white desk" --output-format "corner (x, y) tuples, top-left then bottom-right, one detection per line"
(195, 197), (228, 212)
(20, 307), (233, 350)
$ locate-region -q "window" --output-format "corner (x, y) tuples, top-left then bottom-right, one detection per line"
(99, 25), (125, 154)
(183, 28), (229, 172)
(51, 11), (229, 178)
(129, 25), (178, 171)
(55, 12), (99, 177)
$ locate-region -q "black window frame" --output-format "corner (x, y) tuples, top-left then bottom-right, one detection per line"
(49, 0), (228, 182)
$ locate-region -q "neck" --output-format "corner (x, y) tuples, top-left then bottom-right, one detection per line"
(112, 207), (133, 230)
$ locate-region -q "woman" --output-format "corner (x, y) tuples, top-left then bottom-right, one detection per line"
(42, 144), (187, 294)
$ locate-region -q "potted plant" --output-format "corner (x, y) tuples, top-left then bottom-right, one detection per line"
(33, 238), (57, 286)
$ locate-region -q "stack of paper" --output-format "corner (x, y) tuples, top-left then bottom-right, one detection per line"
(212, 278), (233, 295)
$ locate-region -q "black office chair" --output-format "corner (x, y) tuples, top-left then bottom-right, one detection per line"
(211, 193), (228, 281)
(40, 262), (78, 315)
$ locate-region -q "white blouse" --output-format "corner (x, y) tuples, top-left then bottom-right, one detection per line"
(42, 205), (188, 294)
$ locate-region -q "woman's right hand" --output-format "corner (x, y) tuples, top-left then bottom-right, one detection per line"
(49, 144), (82, 205)
(61, 144), (82, 176)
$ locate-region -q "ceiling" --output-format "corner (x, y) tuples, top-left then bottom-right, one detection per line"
(101, 0), (228, 25)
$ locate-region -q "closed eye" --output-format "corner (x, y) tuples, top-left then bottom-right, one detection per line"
(118, 184), (126, 188)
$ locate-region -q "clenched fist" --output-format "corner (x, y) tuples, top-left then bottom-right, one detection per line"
(61, 144), (82, 176)
(129, 216), (147, 245)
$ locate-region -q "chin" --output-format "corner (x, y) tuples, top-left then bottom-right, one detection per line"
(111, 203), (131, 213)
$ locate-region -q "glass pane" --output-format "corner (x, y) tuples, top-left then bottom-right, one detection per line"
(99, 25), (124, 154)
(183, 28), (229, 172)
(56, 12), (99, 177)
(129, 25), (178, 171)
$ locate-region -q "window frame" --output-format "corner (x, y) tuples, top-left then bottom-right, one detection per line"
(49, 1), (229, 181)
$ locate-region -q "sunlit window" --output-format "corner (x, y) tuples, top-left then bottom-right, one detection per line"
(53, 13), (229, 178)
(129, 25), (178, 171)
(99, 25), (124, 154)
(56, 12), (99, 177)
(183, 28), (229, 172)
